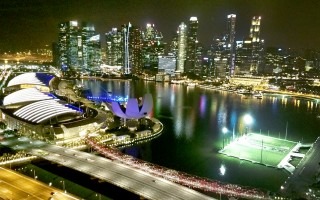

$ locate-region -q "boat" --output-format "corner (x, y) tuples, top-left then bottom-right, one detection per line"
(187, 82), (197, 87)
(253, 92), (263, 99)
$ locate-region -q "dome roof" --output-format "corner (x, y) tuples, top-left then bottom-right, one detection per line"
(3, 87), (55, 106)
(7, 72), (54, 87)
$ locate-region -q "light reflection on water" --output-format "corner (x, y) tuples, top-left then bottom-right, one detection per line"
(77, 79), (320, 193)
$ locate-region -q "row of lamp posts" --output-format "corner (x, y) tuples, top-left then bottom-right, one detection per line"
(222, 114), (253, 149)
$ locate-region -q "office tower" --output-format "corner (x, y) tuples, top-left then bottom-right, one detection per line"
(235, 39), (254, 75)
(105, 23), (143, 76)
(78, 22), (101, 71)
(158, 56), (176, 75)
(123, 23), (131, 74)
(129, 25), (143, 75)
(121, 23), (143, 75)
(226, 14), (236, 76)
(176, 22), (187, 73)
(105, 28), (124, 66)
(58, 21), (79, 72)
(142, 23), (165, 74)
(58, 21), (101, 74)
(249, 16), (263, 74)
(185, 17), (198, 73)
(194, 44), (204, 76)
(168, 33), (178, 57)
(250, 16), (261, 43)
(87, 34), (101, 71)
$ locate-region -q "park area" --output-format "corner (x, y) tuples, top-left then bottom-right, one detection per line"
(220, 133), (298, 167)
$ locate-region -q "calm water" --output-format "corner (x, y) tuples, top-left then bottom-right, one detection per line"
(77, 79), (320, 193)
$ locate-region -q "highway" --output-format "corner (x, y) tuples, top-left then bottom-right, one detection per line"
(29, 143), (215, 200)
(0, 167), (79, 200)
(1, 136), (214, 199)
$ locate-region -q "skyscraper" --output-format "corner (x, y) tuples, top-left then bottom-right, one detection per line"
(129, 25), (143, 75)
(249, 16), (263, 74)
(58, 21), (101, 74)
(250, 16), (261, 43)
(105, 28), (124, 67)
(142, 23), (164, 74)
(58, 21), (79, 72)
(81, 23), (97, 70)
(87, 34), (101, 71)
(185, 17), (198, 74)
(176, 22), (187, 73)
(226, 14), (236, 77)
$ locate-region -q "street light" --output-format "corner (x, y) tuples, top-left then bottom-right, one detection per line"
(60, 180), (66, 193)
(243, 114), (253, 135)
(222, 127), (228, 149)
(30, 169), (37, 179)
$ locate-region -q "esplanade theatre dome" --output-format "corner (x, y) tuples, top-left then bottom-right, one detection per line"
(0, 73), (84, 140)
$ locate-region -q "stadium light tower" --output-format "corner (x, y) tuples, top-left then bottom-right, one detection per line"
(222, 127), (228, 149)
(243, 114), (253, 135)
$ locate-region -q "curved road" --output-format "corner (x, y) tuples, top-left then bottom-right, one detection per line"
(29, 143), (214, 200)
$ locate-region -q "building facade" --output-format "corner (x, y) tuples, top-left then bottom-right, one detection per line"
(185, 17), (199, 74)
(58, 21), (101, 75)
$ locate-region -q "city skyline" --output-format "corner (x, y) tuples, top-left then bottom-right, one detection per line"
(0, 0), (320, 52)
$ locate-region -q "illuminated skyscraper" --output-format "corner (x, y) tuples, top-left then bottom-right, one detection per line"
(87, 34), (101, 71)
(249, 16), (263, 74)
(58, 21), (101, 74)
(176, 22), (187, 73)
(129, 25), (143, 75)
(105, 28), (123, 66)
(58, 21), (79, 72)
(105, 23), (143, 75)
(226, 14), (236, 76)
(81, 22), (100, 71)
(185, 17), (198, 73)
(142, 23), (164, 73)
(250, 16), (261, 43)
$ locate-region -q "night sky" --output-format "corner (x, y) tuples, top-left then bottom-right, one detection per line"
(0, 0), (320, 52)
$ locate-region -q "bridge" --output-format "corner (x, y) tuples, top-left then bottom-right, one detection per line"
(1, 136), (214, 200)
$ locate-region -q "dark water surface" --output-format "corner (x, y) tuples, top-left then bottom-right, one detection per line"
(78, 79), (320, 193)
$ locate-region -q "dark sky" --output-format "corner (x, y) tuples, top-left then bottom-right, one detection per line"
(0, 0), (320, 52)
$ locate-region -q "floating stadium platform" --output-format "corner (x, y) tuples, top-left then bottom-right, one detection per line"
(219, 133), (312, 174)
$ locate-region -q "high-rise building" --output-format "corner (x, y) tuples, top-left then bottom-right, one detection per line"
(250, 16), (261, 43)
(226, 14), (236, 76)
(87, 34), (101, 71)
(158, 56), (176, 75)
(129, 25), (143, 75)
(185, 17), (198, 73)
(105, 28), (123, 67)
(58, 21), (101, 74)
(81, 23), (96, 70)
(58, 21), (79, 72)
(176, 22), (187, 73)
(142, 23), (165, 74)
(105, 23), (144, 76)
(249, 16), (263, 74)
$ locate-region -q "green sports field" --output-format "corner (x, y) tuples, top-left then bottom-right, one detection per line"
(220, 133), (298, 167)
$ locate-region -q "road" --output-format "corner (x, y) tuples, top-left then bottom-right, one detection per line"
(1, 136), (214, 199)
(29, 144), (214, 200)
(0, 167), (79, 200)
